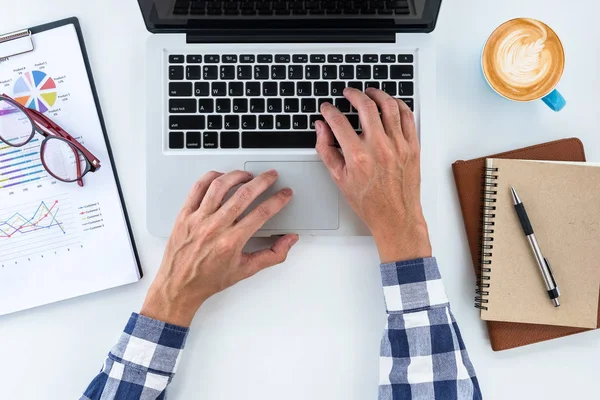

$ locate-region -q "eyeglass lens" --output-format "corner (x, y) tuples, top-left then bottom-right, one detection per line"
(0, 99), (33, 147)
(41, 137), (89, 182)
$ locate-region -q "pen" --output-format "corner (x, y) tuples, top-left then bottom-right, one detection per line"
(510, 186), (561, 307)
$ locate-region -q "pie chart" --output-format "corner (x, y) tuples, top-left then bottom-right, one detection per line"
(12, 70), (57, 114)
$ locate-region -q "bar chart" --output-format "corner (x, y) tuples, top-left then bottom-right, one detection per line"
(0, 138), (48, 191)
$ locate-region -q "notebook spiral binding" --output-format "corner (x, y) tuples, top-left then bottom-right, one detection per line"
(475, 166), (499, 310)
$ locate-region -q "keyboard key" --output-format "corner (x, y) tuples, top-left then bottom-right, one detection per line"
(398, 82), (414, 96)
(275, 54), (291, 63)
(259, 115), (274, 129)
(318, 98), (334, 109)
(233, 98), (248, 113)
(242, 115), (257, 129)
(240, 54), (255, 63)
(237, 66), (252, 80)
(399, 98), (414, 111)
(345, 54), (361, 63)
(382, 81), (397, 95)
(381, 54), (396, 63)
(309, 115), (325, 129)
(242, 131), (317, 148)
(198, 99), (214, 113)
(254, 65), (269, 80)
(258, 54), (273, 63)
(267, 98), (282, 113)
(223, 55), (237, 63)
(220, 131), (240, 149)
(228, 82), (244, 96)
(169, 55), (184, 63)
(220, 66), (235, 80)
(203, 66), (218, 80)
(170, 99), (196, 113)
(288, 66), (303, 80)
(314, 82), (329, 96)
(169, 132), (184, 149)
(276, 115), (291, 130)
(335, 98), (351, 112)
(301, 99), (317, 113)
(263, 82), (278, 96)
(373, 65), (388, 79)
(284, 98), (299, 113)
(322, 65), (337, 80)
(292, 115), (308, 129)
(186, 66), (201, 80)
(186, 132), (201, 149)
(250, 99), (265, 113)
(339, 65), (354, 79)
(186, 55), (202, 63)
(207, 115), (222, 130)
(203, 132), (218, 148)
(210, 82), (226, 96)
(391, 65), (413, 79)
(195, 82), (210, 97)
(305, 65), (320, 80)
(365, 81), (380, 89)
(328, 55), (344, 63)
(293, 54), (308, 63)
(271, 65), (286, 80)
(356, 65), (371, 79)
(224, 115), (239, 130)
(347, 114), (360, 129)
(246, 82), (261, 96)
(310, 54), (326, 63)
(331, 82), (346, 96)
(169, 66), (184, 80)
(363, 54), (378, 63)
(297, 82), (312, 96)
(216, 99), (231, 113)
(348, 81), (363, 91)
(204, 55), (220, 63)
(169, 82), (193, 96)
(280, 82), (295, 96)
(398, 54), (414, 63)
(169, 115), (205, 130)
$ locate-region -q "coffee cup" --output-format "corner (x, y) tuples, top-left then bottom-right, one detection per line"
(481, 18), (566, 111)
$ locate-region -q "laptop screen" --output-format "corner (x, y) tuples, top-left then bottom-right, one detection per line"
(137, 0), (442, 33)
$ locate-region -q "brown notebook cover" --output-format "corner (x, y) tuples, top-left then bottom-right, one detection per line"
(452, 138), (600, 351)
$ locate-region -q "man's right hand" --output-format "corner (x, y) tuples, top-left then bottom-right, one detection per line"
(315, 87), (432, 263)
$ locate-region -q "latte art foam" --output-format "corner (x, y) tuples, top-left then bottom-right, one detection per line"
(482, 19), (565, 101)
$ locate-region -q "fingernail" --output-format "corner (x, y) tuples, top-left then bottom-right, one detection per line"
(246, 171), (254, 177)
(289, 236), (299, 247)
(281, 188), (293, 196)
(266, 169), (278, 177)
(315, 121), (323, 134)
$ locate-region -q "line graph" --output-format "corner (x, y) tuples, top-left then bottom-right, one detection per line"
(0, 194), (80, 263)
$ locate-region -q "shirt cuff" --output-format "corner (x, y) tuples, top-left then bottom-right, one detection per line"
(108, 313), (190, 376)
(380, 257), (449, 313)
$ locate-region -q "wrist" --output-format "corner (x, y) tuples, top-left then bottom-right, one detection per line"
(372, 220), (432, 264)
(140, 285), (207, 327)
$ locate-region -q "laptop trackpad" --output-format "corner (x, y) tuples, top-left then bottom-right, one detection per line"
(244, 161), (339, 230)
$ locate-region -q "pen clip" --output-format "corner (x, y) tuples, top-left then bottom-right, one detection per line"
(544, 258), (559, 291)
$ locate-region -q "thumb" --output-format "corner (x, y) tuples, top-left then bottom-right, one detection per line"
(315, 120), (346, 182)
(242, 234), (299, 278)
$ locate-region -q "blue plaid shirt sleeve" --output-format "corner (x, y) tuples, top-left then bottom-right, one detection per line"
(378, 257), (482, 400)
(81, 313), (189, 400)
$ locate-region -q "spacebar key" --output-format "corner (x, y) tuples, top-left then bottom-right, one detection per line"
(242, 131), (316, 148)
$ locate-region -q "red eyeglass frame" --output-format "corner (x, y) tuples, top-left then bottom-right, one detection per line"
(0, 94), (101, 187)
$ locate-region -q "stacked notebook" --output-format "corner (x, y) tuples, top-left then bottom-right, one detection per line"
(453, 138), (600, 351)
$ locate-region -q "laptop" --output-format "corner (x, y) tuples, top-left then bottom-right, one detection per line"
(139, 0), (441, 237)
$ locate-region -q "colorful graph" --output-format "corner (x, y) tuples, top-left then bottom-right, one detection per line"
(13, 70), (57, 114)
(0, 138), (47, 190)
(0, 194), (80, 263)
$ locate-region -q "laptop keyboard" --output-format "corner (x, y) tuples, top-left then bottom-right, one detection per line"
(173, 0), (411, 16)
(167, 53), (415, 149)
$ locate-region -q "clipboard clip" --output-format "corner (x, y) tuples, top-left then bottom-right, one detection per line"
(0, 29), (34, 60)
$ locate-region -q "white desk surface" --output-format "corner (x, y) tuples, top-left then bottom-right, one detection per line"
(1, 0), (599, 399)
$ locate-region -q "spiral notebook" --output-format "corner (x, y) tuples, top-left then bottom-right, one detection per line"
(478, 158), (600, 329)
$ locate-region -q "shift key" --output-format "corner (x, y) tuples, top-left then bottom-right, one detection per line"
(169, 99), (197, 113)
(169, 115), (205, 130)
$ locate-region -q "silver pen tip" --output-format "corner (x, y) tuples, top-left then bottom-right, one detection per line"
(553, 298), (560, 307)
(510, 186), (521, 205)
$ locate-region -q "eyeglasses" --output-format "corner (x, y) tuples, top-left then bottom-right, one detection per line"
(0, 94), (101, 186)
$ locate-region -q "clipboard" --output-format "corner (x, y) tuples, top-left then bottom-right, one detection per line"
(0, 18), (143, 315)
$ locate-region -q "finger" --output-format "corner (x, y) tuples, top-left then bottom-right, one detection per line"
(343, 87), (385, 137)
(396, 99), (419, 147)
(233, 187), (293, 240)
(181, 171), (223, 215)
(320, 102), (361, 153)
(315, 120), (346, 182)
(241, 234), (299, 278)
(365, 88), (401, 138)
(218, 169), (280, 223)
(197, 170), (254, 216)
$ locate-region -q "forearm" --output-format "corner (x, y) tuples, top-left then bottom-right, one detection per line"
(378, 258), (482, 400)
(81, 313), (188, 400)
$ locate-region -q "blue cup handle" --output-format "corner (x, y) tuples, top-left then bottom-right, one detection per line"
(542, 89), (566, 112)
